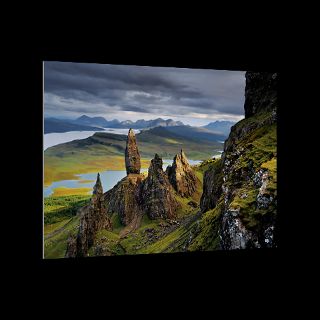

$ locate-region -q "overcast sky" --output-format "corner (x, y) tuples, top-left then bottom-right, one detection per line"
(44, 61), (245, 126)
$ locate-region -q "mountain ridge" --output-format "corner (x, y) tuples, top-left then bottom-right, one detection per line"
(202, 120), (236, 136)
(44, 118), (104, 134)
(74, 115), (185, 129)
(44, 115), (187, 133)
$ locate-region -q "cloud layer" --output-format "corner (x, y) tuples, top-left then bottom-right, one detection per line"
(44, 61), (245, 125)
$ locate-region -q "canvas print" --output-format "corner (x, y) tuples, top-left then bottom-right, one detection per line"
(43, 62), (277, 258)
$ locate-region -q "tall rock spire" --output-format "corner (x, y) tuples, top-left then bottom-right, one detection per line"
(125, 128), (141, 175)
(93, 172), (103, 196)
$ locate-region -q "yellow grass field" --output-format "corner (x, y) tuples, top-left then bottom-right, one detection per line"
(44, 155), (150, 187)
(52, 187), (92, 197)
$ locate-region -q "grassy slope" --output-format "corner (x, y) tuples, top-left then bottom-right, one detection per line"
(44, 195), (90, 258)
(169, 112), (277, 251)
(138, 161), (224, 254)
(137, 127), (223, 159)
(228, 122), (277, 230)
(44, 195), (90, 224)
(44, 215), (80, 259)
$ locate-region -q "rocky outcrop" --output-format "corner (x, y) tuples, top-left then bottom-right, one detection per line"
(65, 173), (112, 257)
(220, 71), (278, 249)
(244, 72), (278, 118)
(125, 128), (141, 174)
(198, 71), (278, 250)
(103, 153), (180, 224)
(65, 235), (77, 258)
(166, 149), (199, 197)
(220, 207), (276, 250)
(93, 172), (103, 195)
(142, 154), (180, 220)
(103, 173), (145, 226)
(220, 208), (258, 249)
(102, 153), (183, 226)
(200, 159), (223, 213)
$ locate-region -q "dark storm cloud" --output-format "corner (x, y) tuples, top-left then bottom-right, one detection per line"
(44, 61), (245, 120)
(45, 62), (186, 95)
(121, 104), (153, 113)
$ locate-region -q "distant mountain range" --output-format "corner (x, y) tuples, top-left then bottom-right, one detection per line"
(44, 115), (185, 133)
(45, 115), (235, 137)
(44, 118), (104, 134)
(202, 120), (235, 136)
(73, 115), (184, 129)
(73, 115), (120, 127)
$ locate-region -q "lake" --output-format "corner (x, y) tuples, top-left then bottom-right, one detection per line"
(43, 158), (202, 197)
(44, 128), (140, 150)
(44, 169), (146, 197)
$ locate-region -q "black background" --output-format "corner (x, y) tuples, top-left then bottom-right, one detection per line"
(7, 25), (302, 307)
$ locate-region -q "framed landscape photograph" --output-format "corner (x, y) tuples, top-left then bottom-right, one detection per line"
(43, 62), (277, 258)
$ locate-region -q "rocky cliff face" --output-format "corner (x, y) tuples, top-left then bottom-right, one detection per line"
(65, 173), (112, 257)
(197, 71), (278, 250)
(103, 173), (145, 226)
(200, 159), (223, 213)
(142, 154), (180, 220)
(125, 128), (141, 174)
(166, 149), (199, 197)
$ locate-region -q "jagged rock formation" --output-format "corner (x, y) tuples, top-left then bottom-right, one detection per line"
(125, 128), (141, 174)
(166, 149), (199, 197)
(102, 153), (181, 226)
(142, 154), (180, 220)
(65, 173), (112, 257)
(103, 173), (145, 226)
